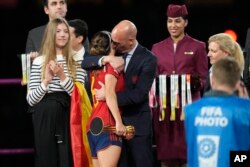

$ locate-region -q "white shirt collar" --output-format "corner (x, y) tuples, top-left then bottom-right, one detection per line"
(73, 46), (85, 61)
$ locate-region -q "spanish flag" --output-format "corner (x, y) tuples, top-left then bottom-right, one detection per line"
(70, 82), (93, 167)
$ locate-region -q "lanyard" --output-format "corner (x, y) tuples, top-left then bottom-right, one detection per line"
(21, 53), (31, 90)
(170, 74), (179, 121)
(149, 78), (158, 109)
(159, 75), (167, 121)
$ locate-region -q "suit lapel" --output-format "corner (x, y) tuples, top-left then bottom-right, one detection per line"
(125, 45), (141, 74)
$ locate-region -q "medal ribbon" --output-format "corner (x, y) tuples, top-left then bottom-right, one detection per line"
(26, 54), (31, 90)
(21, 54), (27, 86)
(159, 75), (167, 121)
(149, 78), (158, 108)
(170, 75), (178, 121)
(180, 74), (186, 120)
(186, 74), (192, 105)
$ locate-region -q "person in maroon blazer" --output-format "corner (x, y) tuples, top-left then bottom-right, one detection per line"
(151, 4), (208, 167)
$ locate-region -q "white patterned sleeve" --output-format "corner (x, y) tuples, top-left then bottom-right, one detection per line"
(26, 58), (47, 106)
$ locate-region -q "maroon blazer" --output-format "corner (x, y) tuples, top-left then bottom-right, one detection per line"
(151, 34), (208, 100)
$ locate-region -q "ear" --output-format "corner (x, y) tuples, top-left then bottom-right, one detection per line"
(235, 80), (242, 90)
(77, 36), (83, 44)
(44, 6), (49, 15)
(184, 20), (188, 27)
(223, 51), (229, 57)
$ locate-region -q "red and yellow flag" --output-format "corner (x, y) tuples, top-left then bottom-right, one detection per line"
(70, 82), (93, 167)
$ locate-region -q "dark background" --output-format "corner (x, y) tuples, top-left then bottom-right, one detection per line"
(0, 0), (249, 166)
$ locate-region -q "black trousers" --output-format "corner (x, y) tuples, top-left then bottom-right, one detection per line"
(32, 92), (73, 167)
(118, 134), (154, 167)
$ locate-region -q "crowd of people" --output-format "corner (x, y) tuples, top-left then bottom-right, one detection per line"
(24, 0), (250, 167)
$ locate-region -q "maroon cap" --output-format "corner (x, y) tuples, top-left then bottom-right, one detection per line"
(166, 4), (188, 18)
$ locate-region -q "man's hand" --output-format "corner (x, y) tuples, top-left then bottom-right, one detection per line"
(94, 81), (106, 101)
(29, 51), (39, 62)
(236, 81), (249, 98)
(103, 56), (125, 73)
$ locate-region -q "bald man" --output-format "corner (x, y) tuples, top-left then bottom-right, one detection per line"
(82, 20), (157, 167)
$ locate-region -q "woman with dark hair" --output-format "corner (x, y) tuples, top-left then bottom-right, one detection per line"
(151, 4), (208, 167)
(86, 31), (126, 167)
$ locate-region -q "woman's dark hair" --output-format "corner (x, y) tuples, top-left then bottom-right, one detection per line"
(89, 31), (111, 56)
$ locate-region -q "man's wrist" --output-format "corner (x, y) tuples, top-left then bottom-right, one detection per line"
(98, 56), (104, 66)
(99, 56), (109, 66)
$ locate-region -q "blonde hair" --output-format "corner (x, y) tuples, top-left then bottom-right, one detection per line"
(39, 17), (76, 80)
(208, 33), (244, 72)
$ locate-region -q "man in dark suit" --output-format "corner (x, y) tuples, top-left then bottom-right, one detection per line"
(26, 0), (89, 53)
(82, 20), (157, 167)
(245, 27), (250, 50)
(68, 19), (92, 104)
(243, 27), (250, 95)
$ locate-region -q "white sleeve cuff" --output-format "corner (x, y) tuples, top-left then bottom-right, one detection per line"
(98, 56), (104, 67)
(41, 82), (48, 91)
(60, 77), (70, 86)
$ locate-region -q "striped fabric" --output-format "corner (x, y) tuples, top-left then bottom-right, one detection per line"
(27, 54), (86, 106)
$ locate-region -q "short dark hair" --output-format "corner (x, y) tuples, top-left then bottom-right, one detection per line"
(43, 0), (67, 7)
(68, 19), (88, 45)
(43, 0), (48, 6)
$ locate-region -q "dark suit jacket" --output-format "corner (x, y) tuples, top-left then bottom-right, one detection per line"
(83, 52), (93, 105)
(203, 71), (211, 94)
(82, 44), (157, 135)
(117, 45), (157, 136)
(243, 28), (250, 94)
(26, 25), (46, 53)
(26, 25), (89, 53)
(245, 27), (250, 49)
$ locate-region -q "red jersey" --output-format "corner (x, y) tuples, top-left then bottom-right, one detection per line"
(87, 64), (124, 131)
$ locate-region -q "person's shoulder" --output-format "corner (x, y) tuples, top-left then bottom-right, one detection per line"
(105, 63), (120, 75)
(32, 55), (44, 65)
(152, 38), (169, 48)
(234, 96), (250, 104)
(185, 35), (205, 46)
(139, 44), (157, 59)
(73, 51), (83, 62)
(28, 25), (46, 34)
(217, 96), (250, 110)
(232, 97), (250, 115)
